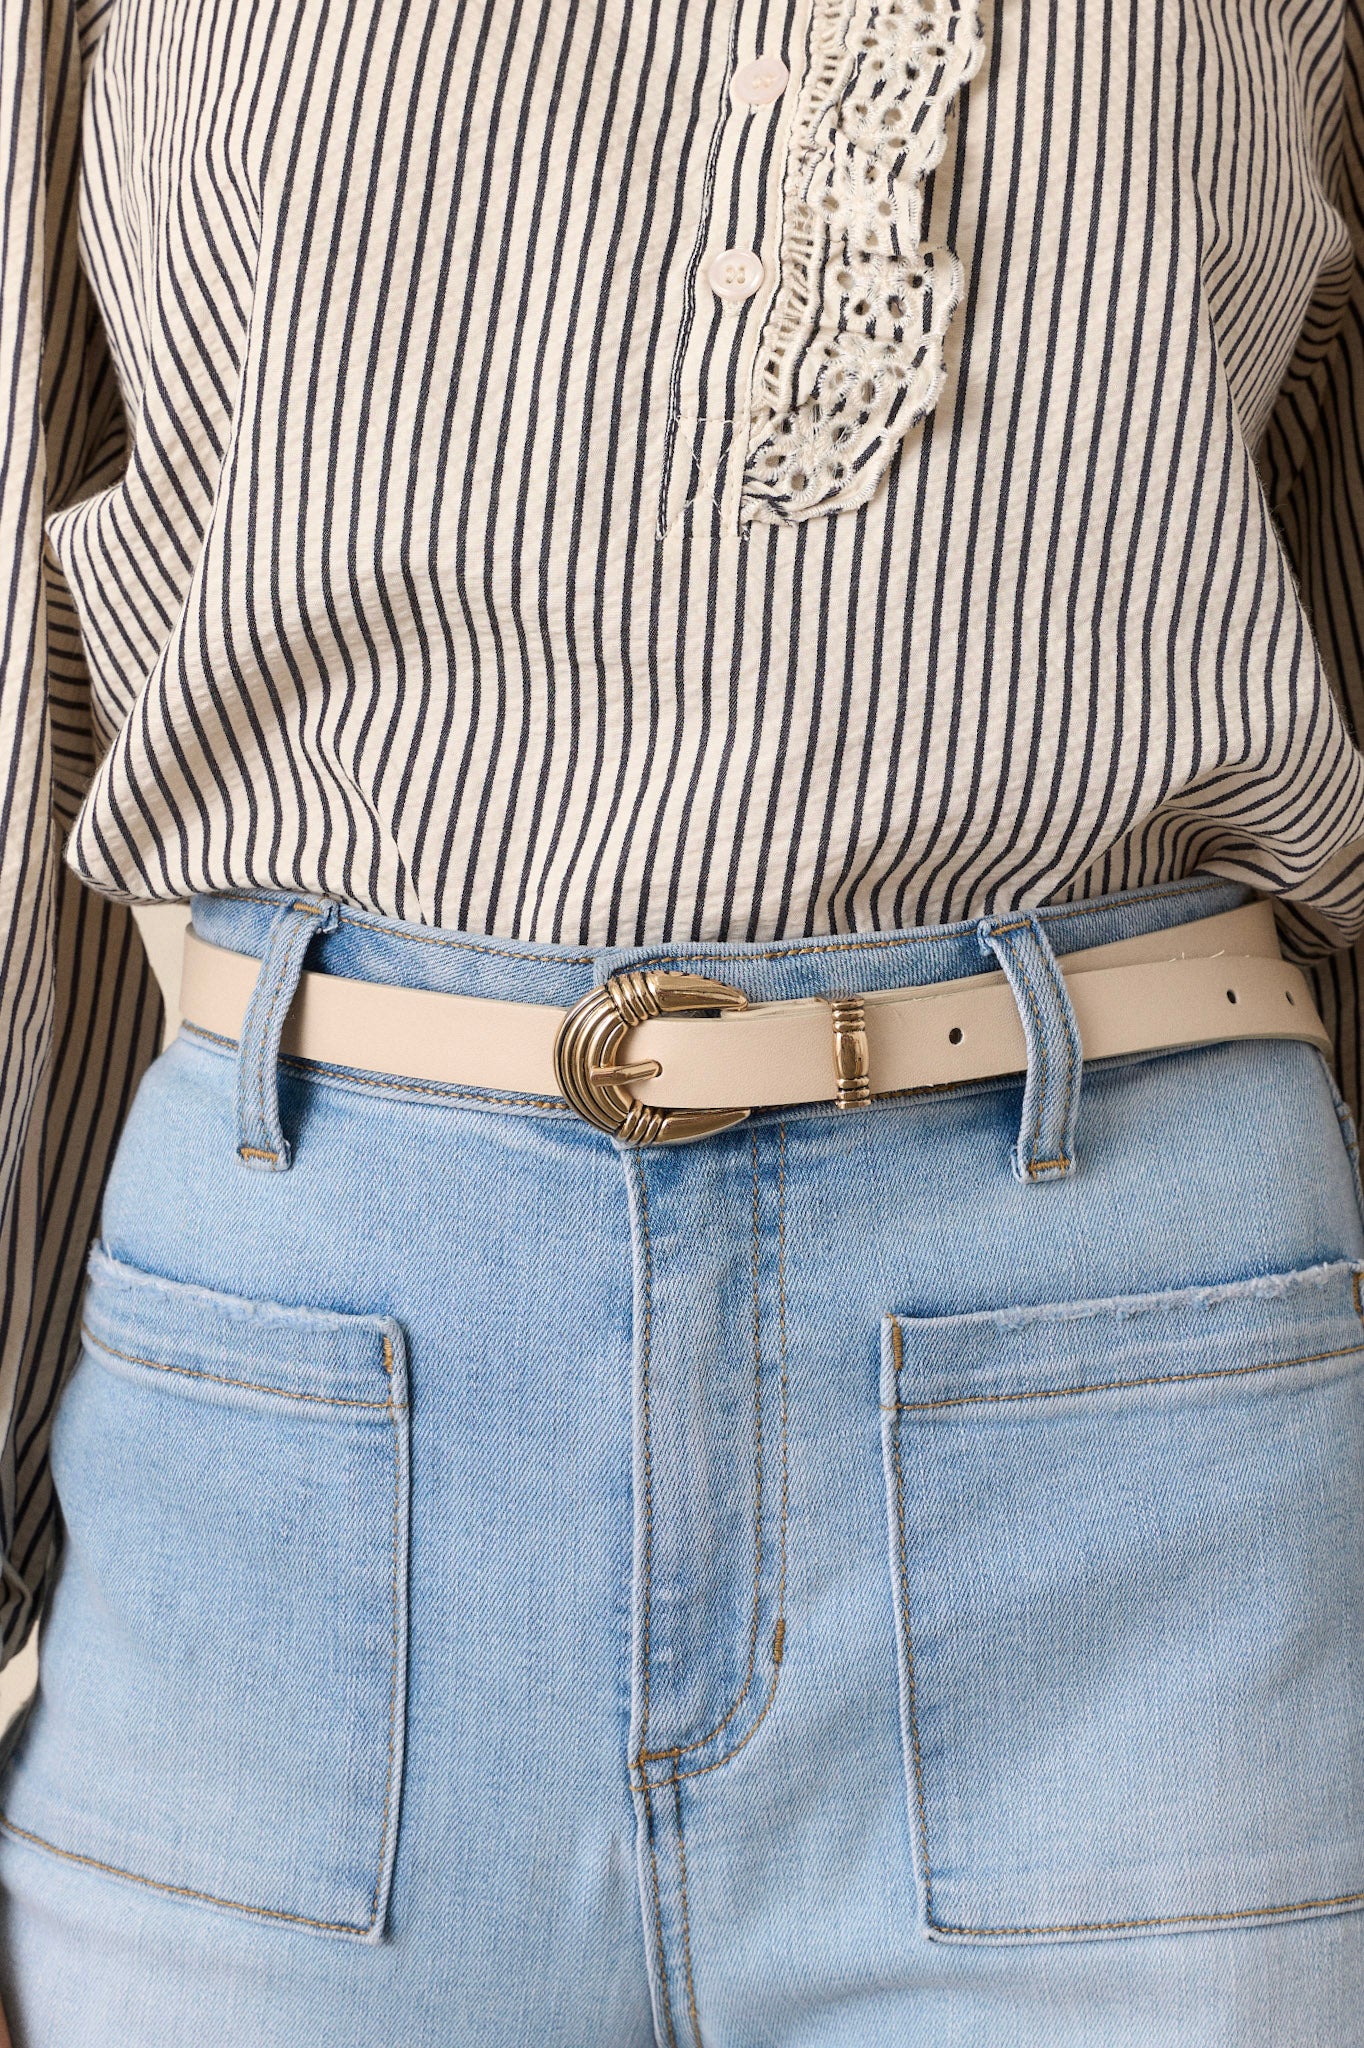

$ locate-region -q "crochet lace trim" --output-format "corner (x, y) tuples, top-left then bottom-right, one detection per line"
(741, 0), (984, 526)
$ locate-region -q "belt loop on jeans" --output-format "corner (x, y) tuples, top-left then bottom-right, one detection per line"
(977, 911), (1083, 1183)
(235, 896), (341, 1171)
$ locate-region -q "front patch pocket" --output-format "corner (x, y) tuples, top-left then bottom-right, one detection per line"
(881, 1260), (1364, 1944)
(0, 1245), (410, 1942)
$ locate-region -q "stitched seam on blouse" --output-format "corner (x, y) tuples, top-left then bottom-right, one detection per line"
(655, 0), (746, 543)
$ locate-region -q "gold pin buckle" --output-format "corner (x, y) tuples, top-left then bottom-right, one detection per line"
(553, 969), (750, 1145)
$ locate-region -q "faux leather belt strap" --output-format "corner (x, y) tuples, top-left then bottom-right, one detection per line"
(177, 901), (1330, 1113)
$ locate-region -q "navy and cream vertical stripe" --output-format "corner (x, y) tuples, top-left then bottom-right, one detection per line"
(3, 0), (1364, 1658)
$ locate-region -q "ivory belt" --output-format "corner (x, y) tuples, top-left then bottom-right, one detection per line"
(177, 900), (1330, 1145)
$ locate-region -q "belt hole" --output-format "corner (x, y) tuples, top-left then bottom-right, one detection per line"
(1286, 990), (1296, 1006)
(948, 1025), (963, 1045)
(1226, 988), (1238, 1004)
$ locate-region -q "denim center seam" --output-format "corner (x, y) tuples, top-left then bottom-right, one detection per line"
(672, 1773), (703, 2048)
(634, 1154), (659, 1762)
(641, 1782), (677, 2048)
(665, 1122), (790, 1783)
(635, 1127), (791, 1786)
(637, 1126), (768, 1767)
(632, 1127), (790, 2048)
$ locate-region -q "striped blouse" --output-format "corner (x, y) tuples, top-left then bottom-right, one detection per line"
(2, 0), (1364, 1657)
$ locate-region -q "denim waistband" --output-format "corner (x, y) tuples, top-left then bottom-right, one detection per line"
(189, 873), (1256, 1010)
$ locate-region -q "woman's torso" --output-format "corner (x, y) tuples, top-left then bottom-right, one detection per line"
(54, 0), (1364, 944)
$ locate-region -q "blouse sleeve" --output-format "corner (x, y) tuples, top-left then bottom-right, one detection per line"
(0, 0), (160, 1666)
(1260, 3), (1364, 1130)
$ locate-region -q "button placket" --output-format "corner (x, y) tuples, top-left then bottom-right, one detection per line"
(706, 42), (788, 317)
(656, 1), (815, 544)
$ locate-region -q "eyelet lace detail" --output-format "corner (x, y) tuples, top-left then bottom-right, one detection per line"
(741, 0), (984, 526)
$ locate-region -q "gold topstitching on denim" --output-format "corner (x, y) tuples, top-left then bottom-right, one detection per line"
(641, 877), (1229, 969)
(251, 904), (316, 1150)
(0, 1819), (378, 1935)
(655, 1122), (790, 1786)
(638, 1123), (792, 1777)
(932, 1886), (1364, 1939)
(889, 1346), (936, 1918)
(886, 1312), (1364, 1940)
(81, 1327), (400, 1410)
(673, 1774), (703, 2048)
(639, 1127), (767, 1765)
(271, 1056), (564, 1114)
(642, 1781), (678, 2048)
(890, 1336), (1364, 1413)
(209, 879), (1230, 1041)
(368, 1346), (404, 1929)
(222, 891), (592, 966)
(991, 921), (1073, 1175)
(635, 1154), (657, 1758)
(181, 1023), (566, 1113)
(1, 1337), (407, 1936)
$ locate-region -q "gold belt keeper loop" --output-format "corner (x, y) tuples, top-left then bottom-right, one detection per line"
(830, 995), (871, 1108)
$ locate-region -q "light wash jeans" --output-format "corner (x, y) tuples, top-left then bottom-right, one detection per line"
(1, 875), (1362, 2046)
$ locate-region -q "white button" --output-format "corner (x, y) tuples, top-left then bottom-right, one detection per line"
(731, 54), (790, 106)
(706, 248), (765, 302)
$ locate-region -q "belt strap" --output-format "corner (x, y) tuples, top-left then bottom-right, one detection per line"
(177, 901), (1329, 1116)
